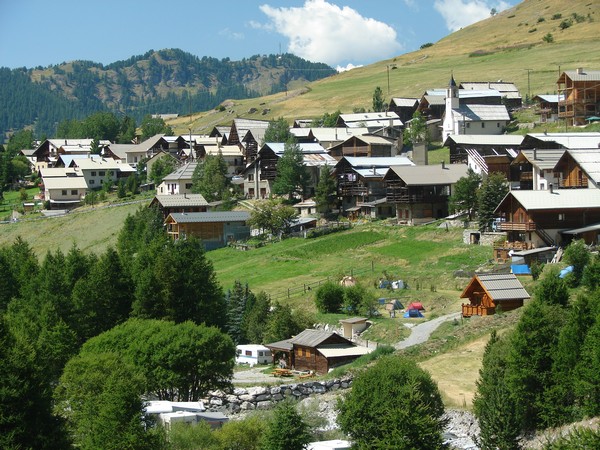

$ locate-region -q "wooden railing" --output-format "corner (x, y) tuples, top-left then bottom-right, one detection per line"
(497, 222), (536, 232)
(462, 304), (495, 317)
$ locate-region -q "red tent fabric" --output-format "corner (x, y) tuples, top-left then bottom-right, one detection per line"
(407, 302), (425, 311)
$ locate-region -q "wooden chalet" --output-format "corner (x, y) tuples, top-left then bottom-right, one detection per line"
(532, 94), (562, 123)
(265, 329), (372, 375)
(444, 134), (523, 169)
(334, 156), (413, 218)
(384, 162), (469, 225)
(335, 112), (403, 138)
(149, 194), (209, 219)
(164, 211), (250, 250)
(459, 81), (522, 109)
(461, 273), (530, 317)
(388, 97), (419, 123)
(328, 135), (398, 160)
(509, 148), (565, 191)
(554, 148), (600, 189)
(557, 69), (600, 126)
(225, 119), (270, 164)
(494, 189), (600, 247)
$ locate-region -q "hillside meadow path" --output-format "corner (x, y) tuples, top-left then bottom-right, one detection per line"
(394, 312), (462, 350)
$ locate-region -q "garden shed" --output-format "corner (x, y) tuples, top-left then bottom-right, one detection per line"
(461, 273), (530, 317)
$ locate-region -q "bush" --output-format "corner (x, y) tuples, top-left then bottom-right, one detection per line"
(559, 19), (573, 29)
(314, 281), (344, 313)
(420, 42), (433, 49)
(543, 33), (554, 43)
(537, 17), (545, 23)
(551, 13), (562, 20)
(543, 427), (600, 449)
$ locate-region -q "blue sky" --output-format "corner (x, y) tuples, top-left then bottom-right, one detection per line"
(0, 0), (519, 71)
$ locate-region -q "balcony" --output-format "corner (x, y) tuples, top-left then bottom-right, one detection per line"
(462, 304), (495, 317)
(497, 222), (536, 232)
(559, 178), (588, 188)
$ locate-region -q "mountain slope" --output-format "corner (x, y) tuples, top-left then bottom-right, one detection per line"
(0, 50), (335, 138)
(169, 0), (600, 134)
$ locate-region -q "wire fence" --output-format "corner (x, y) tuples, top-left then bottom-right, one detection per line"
(268, 260), (376, 303)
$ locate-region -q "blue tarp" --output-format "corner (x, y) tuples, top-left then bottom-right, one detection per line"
(559, 266), (574, 278)
(511, 264), (531, 275)
(403, 309), (424, 318)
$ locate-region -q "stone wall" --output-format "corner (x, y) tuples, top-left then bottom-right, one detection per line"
(204, 377), (353, 414)
(463, 229), (506, 246)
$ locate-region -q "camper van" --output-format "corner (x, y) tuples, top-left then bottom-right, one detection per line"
(235, 344), (272, 366)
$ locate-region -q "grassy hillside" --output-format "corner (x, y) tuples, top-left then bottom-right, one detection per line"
(169, 0), (600, 134)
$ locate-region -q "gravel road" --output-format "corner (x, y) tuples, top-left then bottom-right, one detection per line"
(394, 312), (462, 349)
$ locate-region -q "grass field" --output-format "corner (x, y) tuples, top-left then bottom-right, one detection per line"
(166, 0), (600, 135)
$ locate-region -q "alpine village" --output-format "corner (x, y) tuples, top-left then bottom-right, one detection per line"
(2, 0), (600, 449)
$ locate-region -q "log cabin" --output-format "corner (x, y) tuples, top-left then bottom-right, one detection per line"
(461, 273), (530, 317)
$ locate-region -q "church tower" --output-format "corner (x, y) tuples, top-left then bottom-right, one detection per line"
(443, 73), (460, 141)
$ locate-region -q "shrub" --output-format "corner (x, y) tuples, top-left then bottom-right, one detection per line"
(420, 42), (433, 49)
(551, 13), (562, 20)
(314, 281), (344, 313)
(543, 33), (554, 43)
(529, 27), (537, 33)
(537, 17), (545, 23)
(559, 19), (573, 29)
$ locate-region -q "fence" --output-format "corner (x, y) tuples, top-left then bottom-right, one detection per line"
(268, 260), (376, 302)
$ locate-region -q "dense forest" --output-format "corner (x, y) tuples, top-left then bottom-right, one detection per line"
(0, 49), (336, 140)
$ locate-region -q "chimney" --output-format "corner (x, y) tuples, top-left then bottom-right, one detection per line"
(372, 165), (376, 175)
(534, 148), (537, 160)
(549, 183), (553, 193)
(576, 67), (584, 75)
(442, 160), (446, 169)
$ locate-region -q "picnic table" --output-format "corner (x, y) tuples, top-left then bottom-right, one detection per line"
(272, 368), (293, 377)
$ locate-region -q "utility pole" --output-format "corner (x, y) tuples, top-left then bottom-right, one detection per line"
(524, 68), (533, 104)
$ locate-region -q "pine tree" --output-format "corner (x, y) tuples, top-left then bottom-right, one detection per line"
(314, 164), (337, 214)
(263, 401), (310, 450)
(272, 139), (310, 201)
(477, 172), (509, 232)
(474, 331), (521, 449)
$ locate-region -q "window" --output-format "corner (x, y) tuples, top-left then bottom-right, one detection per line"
(185, 183), (193, 189)
(89, 180), (95, 185)
(297, 348), (303, 357)
(481, 122), (485, 128)
(62, 190), (67, 196)
(71, 190), (77, 195)
(245, 350), (252, 356)
(466, 123), (470, 128)
(558, 213), (565, 221)
(258, 351), (263, 357)
(497, 122), (501, 128)
(99, 171), (105, 177)
(91, 171), (96, 176)
(248, 174), (254, 181)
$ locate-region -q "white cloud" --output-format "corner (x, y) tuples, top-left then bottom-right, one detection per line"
(434, 0), (511, 32)
(336, 63), (362, 72)
(219, 28), (244, 40)
(258, 0), (402, 67)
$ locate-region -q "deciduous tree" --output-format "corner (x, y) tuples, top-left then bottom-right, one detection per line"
(449, 168), (482, 220)
(272, 139), (310, 201)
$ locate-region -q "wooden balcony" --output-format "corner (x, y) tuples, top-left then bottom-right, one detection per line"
(462, 304), (495, 317)
(496, 222), (536, 232)
(559, 178), (588, 188)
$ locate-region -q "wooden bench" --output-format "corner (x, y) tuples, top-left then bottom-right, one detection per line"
(272, 368), (293, 377)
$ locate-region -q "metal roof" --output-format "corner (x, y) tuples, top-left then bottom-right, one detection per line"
(289, 329), (349, 348)
(43, 176), (88, 190)
(497, 189), (600, 211)
(167, 211), (250, 223)
(391, 97), (419, 107)
(561, 69), (600, 82)
(73, 157), (136, 172)
(263, 142), (327, 155)
(153, 194), (208, 207)
(514, 149), (566, 170)
(460, 81), (520, 93)
(386, 164), (469, 185)
(339, 112), (402, 127)
(452, 104), (510, 121)
(264, 339), (293, 351)
(355, 168), (388, 178)
(463, 273), (530, 301)
(563, 149), (600, 184)
(342, 156), (414, 168)
(163, 162), (197, 181)
(533, 94), (563, 103)
(445, 134), (524, 146)
(563, 222), (600, 235)
(525, 132), (600, 149)
(309, 127), (370, 142)
(512, 246), (556, 256)
(339, 317), (368, 324)
(317, 345), (372, 358)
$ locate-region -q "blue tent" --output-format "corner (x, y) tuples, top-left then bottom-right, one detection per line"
(511, 264), (531, 275)
(403, 309), (424, 318)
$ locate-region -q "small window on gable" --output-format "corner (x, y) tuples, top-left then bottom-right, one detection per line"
(62, 190), (67, 196)
(558, 213), (565, 221)
(91, 171), (96, 177)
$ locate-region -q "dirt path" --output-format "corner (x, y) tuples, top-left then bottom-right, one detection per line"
(394, 312), (462, 350)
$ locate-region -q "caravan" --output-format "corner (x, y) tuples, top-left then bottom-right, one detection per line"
(235, 344), (272, 366)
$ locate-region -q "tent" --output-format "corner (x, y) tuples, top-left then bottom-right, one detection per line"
(407, 302), (425, 311)
(403, 309), (424, 318)
(384, 299), (404, 311)
(559, 265), (573, 278)
(511, 264), (531, 275)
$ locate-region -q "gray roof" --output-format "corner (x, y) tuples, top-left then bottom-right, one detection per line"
(515, 149), (566, 170)
(290, 329), (346, 347)
(512, 246), (556, 257)
(163, 162), (197, 181)
(445, 134), (524, 146)
(563, 149), (600, 184)
(153, 194), (208, 207)
(452, 104), (510, 121)
(497, 189), (600, 212)
(342, 156), (414, 168)
(561, 69), (600, 82)
(386, 164), (469, 186)
(391, 97), (419, 107)
(339, 112), (402, 128)
(475, 273), (530, 301)
(533, 94), (563, 103)
(264, 339), (293, 351)
(525, 132), (600, 149)
(167, 211), (250, 223)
